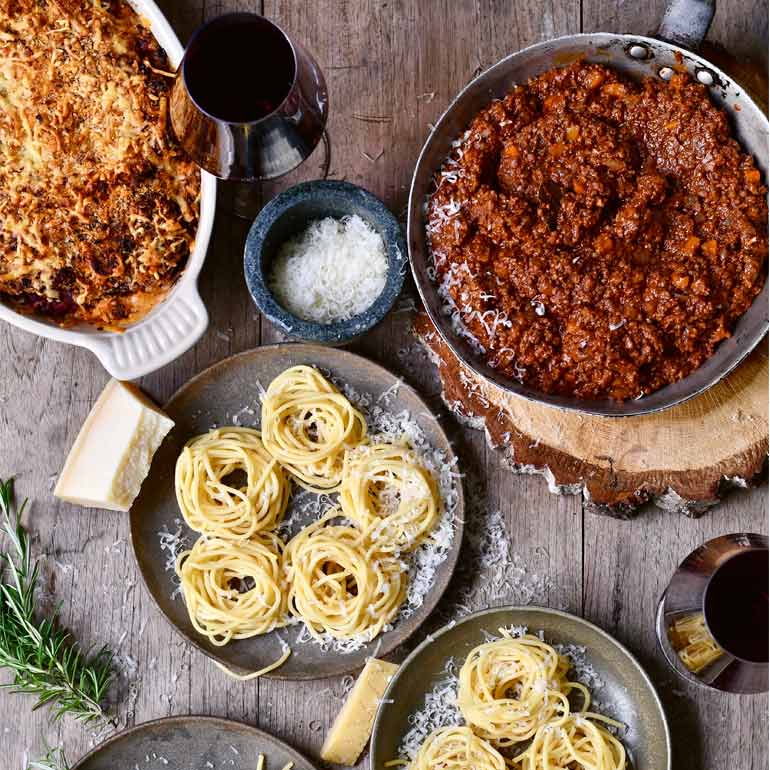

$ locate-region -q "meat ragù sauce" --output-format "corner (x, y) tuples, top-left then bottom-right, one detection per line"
(427, 62), (767, 401)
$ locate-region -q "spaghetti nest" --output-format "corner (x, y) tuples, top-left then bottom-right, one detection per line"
(511, 713), (626, 770)
(339, 441), (440, 553)
(410, 726), (506, 770)
(457, 631), (588, 746)
(175, 427), (291, 539)
(261, 365), (367, 493)
(283, 509), (406, 641)
(176, 532), (287, 646)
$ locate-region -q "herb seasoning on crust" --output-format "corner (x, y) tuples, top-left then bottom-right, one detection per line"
(427, 61), (767, 401)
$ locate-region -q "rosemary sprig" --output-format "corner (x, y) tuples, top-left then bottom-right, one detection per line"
(0, 478), (114, 723)
(27, 746), (70, 770)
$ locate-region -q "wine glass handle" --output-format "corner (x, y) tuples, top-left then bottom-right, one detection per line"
(657, 0), (715, 51)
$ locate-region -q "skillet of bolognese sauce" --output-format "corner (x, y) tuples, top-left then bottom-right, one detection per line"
(427, 61), (767, 401)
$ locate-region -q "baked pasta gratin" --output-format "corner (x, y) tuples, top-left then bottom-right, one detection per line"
(0, 0), (200, 330)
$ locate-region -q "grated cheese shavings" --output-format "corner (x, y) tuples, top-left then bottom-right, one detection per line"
(398, 657), (461, 760)
(268, 215), (388, 324)
(157, 519), (189, 601)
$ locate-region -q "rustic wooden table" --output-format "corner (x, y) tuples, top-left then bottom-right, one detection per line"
(1, 1), (768, 768)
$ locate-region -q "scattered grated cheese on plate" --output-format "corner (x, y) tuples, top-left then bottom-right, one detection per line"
(268, 215), (388, 324)
(398, 657), (461, 760)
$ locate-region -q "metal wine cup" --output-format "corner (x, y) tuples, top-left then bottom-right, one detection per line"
(656, 532), (769, 694)
(170, 13), (328, 181)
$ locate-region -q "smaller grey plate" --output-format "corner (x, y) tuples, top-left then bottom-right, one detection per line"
(371, 607), (671, 770)
(72, 716), (316, 770)
(131, 344), (464, 679)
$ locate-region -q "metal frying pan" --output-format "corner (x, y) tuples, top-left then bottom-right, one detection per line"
(408, 0), (768, 417)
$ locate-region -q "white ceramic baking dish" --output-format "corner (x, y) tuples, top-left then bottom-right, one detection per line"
(0, 0), (215, 380)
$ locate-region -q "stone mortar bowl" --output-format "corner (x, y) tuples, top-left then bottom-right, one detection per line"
(244, 179), (407, 345)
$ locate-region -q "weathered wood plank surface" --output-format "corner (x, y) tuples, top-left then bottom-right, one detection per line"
(0, 1), (766, 769)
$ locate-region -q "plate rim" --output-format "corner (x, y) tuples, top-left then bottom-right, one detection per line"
(70, 714), (317, 770)
(130, 342), (465, 680)
(370, 604), (672, 770)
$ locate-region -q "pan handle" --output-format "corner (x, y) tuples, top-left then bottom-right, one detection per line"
(657, 0), (715, 50)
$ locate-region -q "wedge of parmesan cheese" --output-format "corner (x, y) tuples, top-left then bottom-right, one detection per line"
(54, 379), (174, 511)
(321, 657), (400, 766)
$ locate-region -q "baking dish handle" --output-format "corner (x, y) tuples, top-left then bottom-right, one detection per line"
(84, 283), (209, 380)
(657, 0), (715, 51)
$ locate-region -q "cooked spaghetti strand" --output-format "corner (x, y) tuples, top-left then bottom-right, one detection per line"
(340, 441), (440, 553)
(410, 726), (506, 770)
(511, 712), (626, 770)
(176, 532), (287, 646)
(457, 630), (588, 746)
(213, 647), (291, 681)
(283, 509), (406, 640)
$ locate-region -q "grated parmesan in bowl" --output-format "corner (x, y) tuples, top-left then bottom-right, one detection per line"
(269, 215), (388, 324)
(244, 179), (408, 344)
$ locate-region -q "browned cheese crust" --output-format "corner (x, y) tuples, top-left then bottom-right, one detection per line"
(0, 0), (200, 330)
(427, 62), (767, 401)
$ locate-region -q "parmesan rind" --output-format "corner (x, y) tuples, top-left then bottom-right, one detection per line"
(54, 379), (174, 511)
(321, 657), (400, 765)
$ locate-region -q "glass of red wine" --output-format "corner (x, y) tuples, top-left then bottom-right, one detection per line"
(704, 548), (769, 664)
(170, 13), (328, 181)
(656, 533), (768, 693)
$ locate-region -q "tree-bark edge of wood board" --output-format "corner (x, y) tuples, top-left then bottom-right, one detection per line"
(415, 313), (769, 519)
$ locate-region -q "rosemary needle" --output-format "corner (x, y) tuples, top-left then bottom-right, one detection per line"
(0, 478), (114, 724)
(27, 746), (70, 770)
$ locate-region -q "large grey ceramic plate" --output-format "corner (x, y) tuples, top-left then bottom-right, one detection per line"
(371, 607), (671, 770)
(131, 344), (464, 679)
(72, 716), (316, 770)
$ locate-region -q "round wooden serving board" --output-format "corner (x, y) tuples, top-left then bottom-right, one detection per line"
(415, 313), (768, 518)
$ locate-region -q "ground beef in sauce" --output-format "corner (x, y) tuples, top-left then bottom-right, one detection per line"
(427, 61), (768, 401)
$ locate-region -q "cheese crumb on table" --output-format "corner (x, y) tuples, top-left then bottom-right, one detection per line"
(54, 379), (174, 511)
(321, 657), (400, 765)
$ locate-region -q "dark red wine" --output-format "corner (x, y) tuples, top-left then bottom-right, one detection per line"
(183, 13), (296, 123)
(704, 549), (769, 663)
